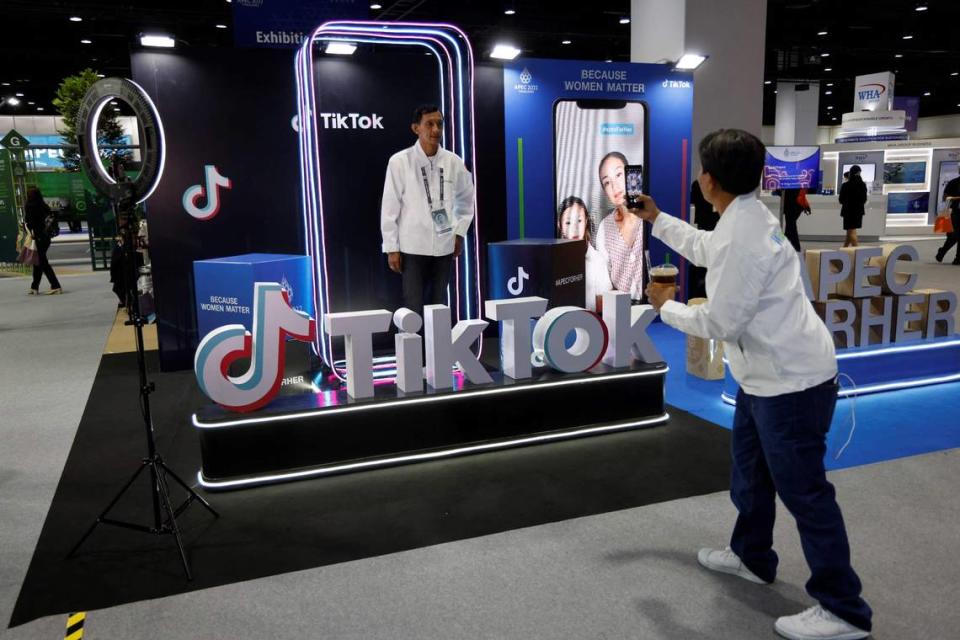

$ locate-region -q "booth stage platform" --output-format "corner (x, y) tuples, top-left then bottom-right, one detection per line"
(194, 361), (669, 490)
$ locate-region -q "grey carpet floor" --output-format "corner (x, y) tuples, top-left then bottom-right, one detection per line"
(0, 272), (117, 640)
(3, 239), (959, 640)
(5, 448), (957, 640)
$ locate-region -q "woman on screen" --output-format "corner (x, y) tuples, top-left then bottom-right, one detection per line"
(558, 196), (612, 311)
(595, 151), (644, 300)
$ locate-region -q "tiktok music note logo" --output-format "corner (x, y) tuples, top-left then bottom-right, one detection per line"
(195, 282), (316, 413)
(183, 165), (232, 220)
(507, 266), (529, 295)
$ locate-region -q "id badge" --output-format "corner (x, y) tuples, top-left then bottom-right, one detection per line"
(431, 208), (452, 235)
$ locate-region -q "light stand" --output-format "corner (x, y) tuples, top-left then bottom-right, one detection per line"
(66, 78), (217, 580)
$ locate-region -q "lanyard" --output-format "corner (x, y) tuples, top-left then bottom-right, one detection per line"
(420, 165), (444, 208)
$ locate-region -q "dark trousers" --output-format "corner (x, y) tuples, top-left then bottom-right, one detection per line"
(30, 238), (61, 291)
(784, 213), (801, 252)
(729, 379), (872, 632)
(938, 210), (960, 262)
(401, 252), (453, 313)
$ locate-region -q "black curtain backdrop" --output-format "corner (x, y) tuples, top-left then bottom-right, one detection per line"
(132, 47), (506, 372)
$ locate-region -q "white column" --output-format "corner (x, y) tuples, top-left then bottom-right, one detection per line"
(630, 0), (767, 173)
(774, 82), (820, 146)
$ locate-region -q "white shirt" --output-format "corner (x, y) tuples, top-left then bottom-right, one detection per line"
(653, 193), (837, 397)
(380, 141), (475, 256)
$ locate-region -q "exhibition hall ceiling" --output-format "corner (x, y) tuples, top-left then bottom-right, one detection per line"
(0, 0), (957, 125)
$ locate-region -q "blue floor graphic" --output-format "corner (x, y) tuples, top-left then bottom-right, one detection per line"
(651, 322), (960, 471)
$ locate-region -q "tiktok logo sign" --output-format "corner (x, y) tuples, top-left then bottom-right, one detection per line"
(195, 282), (316, 413)
(507, 267), (529, 295)
(182, 165), (232, 220)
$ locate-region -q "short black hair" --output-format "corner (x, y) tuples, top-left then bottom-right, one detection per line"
(698, 129), (765, 196)
(598, 151), (628, 179)
(412, 104), (442, 124)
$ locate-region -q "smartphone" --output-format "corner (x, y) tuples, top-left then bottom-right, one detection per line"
(625, 164), (644, 209)
(553, 99), (649, 239)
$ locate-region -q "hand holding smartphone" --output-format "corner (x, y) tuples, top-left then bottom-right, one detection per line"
(625, 164), (645, 209)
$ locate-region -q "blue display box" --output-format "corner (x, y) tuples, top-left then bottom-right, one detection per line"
(487, 238), (585, 308)
(193, 253), (315, 340)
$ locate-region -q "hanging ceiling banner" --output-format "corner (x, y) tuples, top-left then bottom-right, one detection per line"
(232, 0), (366, 49)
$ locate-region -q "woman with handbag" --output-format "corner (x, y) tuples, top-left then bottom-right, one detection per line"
(935, 172), (960, 265)
(24, 186), (62, 295)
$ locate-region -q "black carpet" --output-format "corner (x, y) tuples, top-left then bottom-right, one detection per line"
(10, 352), (732, 627)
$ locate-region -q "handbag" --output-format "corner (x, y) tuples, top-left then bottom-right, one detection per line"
(18, 237), (39, 266)
(934, 214), (953, 234)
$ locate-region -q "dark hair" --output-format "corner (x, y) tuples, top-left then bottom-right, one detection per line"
(698, 129), (765, 196)
(849, 164), (862, 175)
(557, 195), (590, 239)
(843, 171), (850, 179)
(412, 104), (441, 124)
(598, 151), (628, 179)
(26, 186), (44, 206)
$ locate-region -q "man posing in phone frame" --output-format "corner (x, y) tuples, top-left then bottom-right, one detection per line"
(634, 129), (872, 640)
(380, 104), (475, 313)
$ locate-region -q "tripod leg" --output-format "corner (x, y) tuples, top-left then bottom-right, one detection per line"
(155, 464), (193, 581)
(67, 461), (149, 559)
(158, 460), (219, 518)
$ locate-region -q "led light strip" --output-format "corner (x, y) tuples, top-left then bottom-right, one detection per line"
(194, 366), (669, 429)
(295, 22), (482, 376)
(197, 411), (671, 490)
(722, 371), (960, 406)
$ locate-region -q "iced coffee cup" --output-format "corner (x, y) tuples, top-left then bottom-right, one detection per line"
(649, 263), (679, 288)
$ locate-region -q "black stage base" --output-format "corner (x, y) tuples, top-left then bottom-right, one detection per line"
(195, 362), (669, 490)
(10, 352), (731, 628)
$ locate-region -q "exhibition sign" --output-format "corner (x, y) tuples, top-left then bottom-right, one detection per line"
(232, 0), (365, 48)
(295, 22), (482, 376)
(853, 71), (895, 112)
(762, 146), (821, 190)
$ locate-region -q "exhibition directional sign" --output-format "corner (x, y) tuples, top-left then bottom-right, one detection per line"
(1, 130), (29, 152)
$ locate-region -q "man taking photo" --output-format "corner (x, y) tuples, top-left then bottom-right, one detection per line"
(634, 129), (872, 640)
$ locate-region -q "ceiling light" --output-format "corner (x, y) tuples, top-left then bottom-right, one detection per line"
(69, 16), (82, 22)
(490, 44), (521, 60)
(895, 53), (903, 58)
(915, 4), (928, 10)
(37, 107), (44, 111)
(619, 18), (631, 25)
(27, 101), (34, 105)
(562, 39), (571, 45)
(817, 31), (828, 36)
(674, 53), (707, 70)
(827, 82), (834, 87)
(902, 34), (913, 40)
(370, 3), (382, 9)
(97, 73), (105, 78)
(80, 39), (92, 44)
(504, 9), (515, 15)
(820, 52), (830, 57)
(6, 97), (20, 106)
(923, 91), (931, 96)
(15, 92), (23, 97)
(774, 90), (778, 94)
(325, 42), (357, 55)
(140, 34), (176, 48)
(951, 72), (959, 76)
(0, 82), (8, 86)
(605, 59), (612, 63)
(832, 117), (837, 121)
(825, 90), (833, 95)
(827, 105), (834, 110)
(824, 67), (833, 72)
(216, 24), (227, 29)
(764, 80), (772, 85)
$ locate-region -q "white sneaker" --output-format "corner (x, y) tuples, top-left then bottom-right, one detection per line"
(697, 547), (770, 584)
(775, 605), (870, 640)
